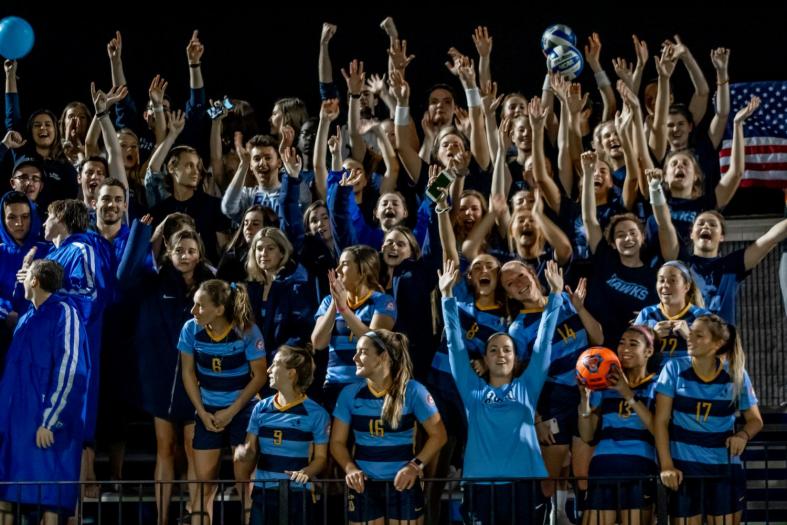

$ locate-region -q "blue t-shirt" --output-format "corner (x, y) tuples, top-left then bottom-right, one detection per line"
(178, 319), (266, 407)
(443, 293), (563, 480)
(590, 374), (657, 463)
(333, 380), (438, 480)
(655, 357), (757, 466)
(314, 291), (397, 385)
(246, 394), (330, 489)
(689, 250), (749, 323)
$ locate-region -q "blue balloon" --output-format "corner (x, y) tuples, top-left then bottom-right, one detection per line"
(0, 17), (35, 60)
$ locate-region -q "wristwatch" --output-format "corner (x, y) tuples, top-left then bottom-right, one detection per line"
(409, 457), (424, 471)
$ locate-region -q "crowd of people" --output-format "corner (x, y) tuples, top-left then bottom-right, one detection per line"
(0, 15), (785, 525)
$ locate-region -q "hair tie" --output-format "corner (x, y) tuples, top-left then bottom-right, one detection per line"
(662, 260), (692, 283)
(626, 324), (655, 348)
(230, 282), (238, 291)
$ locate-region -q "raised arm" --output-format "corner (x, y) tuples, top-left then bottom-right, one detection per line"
(744, 218), (787, 270)
(645, 168), (679, 261)
(209, 99), (228, 188)
(186, 30), (204, 90)
(440, 258), (477, 396)
(318, 23), (336, 89)
(668, 35), (710, 125)
(580, 151), (603, 254)
(4, 60), (21, 132)
(390, 70), (422, 184)
(106, 31), (126, 88)
(567, 277), (603, 345)
(715, 96), (760, 208)
(528, 97), (562, 212)
(148, 75), (168, 145)
(366, 73), (395, 116)
(313, 98), (340, 201)
(492, 116), (513, 196)
(523, 260), (564, 398)
(461, 195), (506, 261)
(648, 44), (678, 161)
(450, 55), (491, 170)
(585, 32), (616, 121)
(145, 110), (185, 206)
(361, 121), (400, 195)
(613, 90), (641, 211)
(435, 184), (459, 267)
(342, 59), (368, 163)
(91, 82), (129, 188)
(221, 132), (251, 220)
(472, 26), (493, 91)
(708, 48), (731, 149)
(480, 81), (503, 161)
(532, 190), (572, 265)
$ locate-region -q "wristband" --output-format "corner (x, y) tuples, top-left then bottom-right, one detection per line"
(594, 70), (611, 88)
(738, 429), (751, 441)
(349, 93), (361, 99)
(649, 179), (666, 206)
(717, 78), (729, 86)
(153, 106), (164, 113)
(189, 63), (201, 68)
(542, 74), (552, 92)
(465, 88), (482, 108)
(409, 458), (424, 470)
(579, 409), (591, 418)
(394, 106), (410, 126)
(95, 110), (109, 119)
(435, 206), (451, 214)
(625, 396), (636, 407)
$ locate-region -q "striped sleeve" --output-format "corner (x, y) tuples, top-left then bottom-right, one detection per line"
(41, 303), (86, 430)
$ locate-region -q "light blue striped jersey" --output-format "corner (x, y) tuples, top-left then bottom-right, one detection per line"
(315, 291), (397, 385)
(429, 279), (507, 395)
(333, 380), (438, 480)
(590, 374), (657, 463)
(178, 319), (266, 407)
(634, 304), (711, 371)
(655, 357), (757, 466)
(443, 293), (563, 480)
(510, 292), (589, 387)
(246, 394), (330, 489)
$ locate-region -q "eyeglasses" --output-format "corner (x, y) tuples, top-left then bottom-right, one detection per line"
(12, 175), (43, 184)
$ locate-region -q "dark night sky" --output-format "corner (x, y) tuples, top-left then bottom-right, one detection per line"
(2, 1), (786, 213)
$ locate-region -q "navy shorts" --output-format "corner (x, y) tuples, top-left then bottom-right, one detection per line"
(669, 461), (746, 518)
(586, 455), (657, 511)
(249, 486), (313, 525)
(462, 481), (546, 525)
(537, 382), (580, 445)
(347, 481), (424, 522)
(193, 401), (256, 450)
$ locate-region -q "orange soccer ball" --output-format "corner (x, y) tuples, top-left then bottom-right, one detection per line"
(576, 347), (621, 391)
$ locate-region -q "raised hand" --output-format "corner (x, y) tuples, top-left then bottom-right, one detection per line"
(168, 110), (186, 136)
(320, 98), (340, 122)
(105, 85), (128, 109)
(565, 277), (588, 312)
(711, 47), (730, 74)
(662, 34), (689, 61)
(438, 258), (459, 297)
(380, 16), (398, 39)
(327, 125), (343, 158)
(388, 39), (415, 73)
(148, 75), (168, 107)
(497, 116), (513, 150)
(106, 31), (122, 61)
(472, 26), (493, 58)
(328, 268), (350, 308)
(186, 30), (204, 65)
(341, 59), (365, 95)
(633, 34), (649, 66)
(654, 43), (678, 78)
(612, 57), (635, 88)
(645, 167), (664, 186)
(615, 104), (634, 137)
(527, 97), (548, 129)
(616, 79), (640, 109)
(234, 132), (250, 165)
(480, 80), (503, 114)
(544, 259), (564, 293)
(734, 96), (760, 124)
(580, 150), (597, 175)
(2, 130), (26, 149)
(456, 56), (477, 89)
(91, 82), (127, 113)
(445, 49), (468, 78)
(279, 125), (295, 152)
(584, 32), (603, 72)
(388, 70), (410, 105)
(4, 59), (16, 77)
(281, 146), (303, 177)
(320, 22), (337, 45)
(549, 72), (570, 104)
(454, 107), (471, 137)
(447, 150), (471, 175)
(366, 73), (386, 96)
(565, 83), (588, 116)
(421, 111), (438, 140)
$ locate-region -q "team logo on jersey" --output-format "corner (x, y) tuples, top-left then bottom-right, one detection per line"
(256, 339), (265, 351)
(385, 302), (396, 312)
(426, 394), (435, 406)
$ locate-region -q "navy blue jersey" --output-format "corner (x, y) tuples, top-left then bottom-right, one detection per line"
(247, 394), (330, 489)
(178, 319), (266, 407)
(314, 291), (397, 385)
(689, 250), (749, 323)
(656, 357), (757, 466)
(333, 380), (438, 480)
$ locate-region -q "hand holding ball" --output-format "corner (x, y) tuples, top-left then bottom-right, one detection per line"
(576, 347), (621, 391)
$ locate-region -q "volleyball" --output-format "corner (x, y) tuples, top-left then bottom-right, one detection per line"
(541, 24), (576, 52)
(546, 45), (584, 80)
(576, 347), (621, 390)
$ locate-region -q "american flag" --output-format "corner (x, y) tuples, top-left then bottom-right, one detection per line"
(719, 81), (787, 188)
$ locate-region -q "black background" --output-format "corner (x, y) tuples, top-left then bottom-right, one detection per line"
(2, 1), (786, 214)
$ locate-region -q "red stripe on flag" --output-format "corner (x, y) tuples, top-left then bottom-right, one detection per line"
(740, 179), (787, 189)
(719, 144), (787, 157)
(721, 162), (787, 173)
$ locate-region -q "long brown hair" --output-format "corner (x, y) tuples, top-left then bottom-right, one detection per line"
(696, 315), (746, 402)
(342, 245), (383, 292)
(364, 330), (413, 430)
(275, 345), (316, 393)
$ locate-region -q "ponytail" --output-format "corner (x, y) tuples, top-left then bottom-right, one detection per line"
(697, 314), (745, 403)
(364, 330), (413, 430)
(198, 279), (255, 331)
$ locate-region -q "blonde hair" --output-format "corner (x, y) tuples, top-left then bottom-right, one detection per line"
(659, 261), (705, 308)
(342, 245), (383, 292)
(246, 227), (293, 284)
(198, 279), (254, 331)
(696, 315), (745, 402)
(364, 330), (413, 430)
